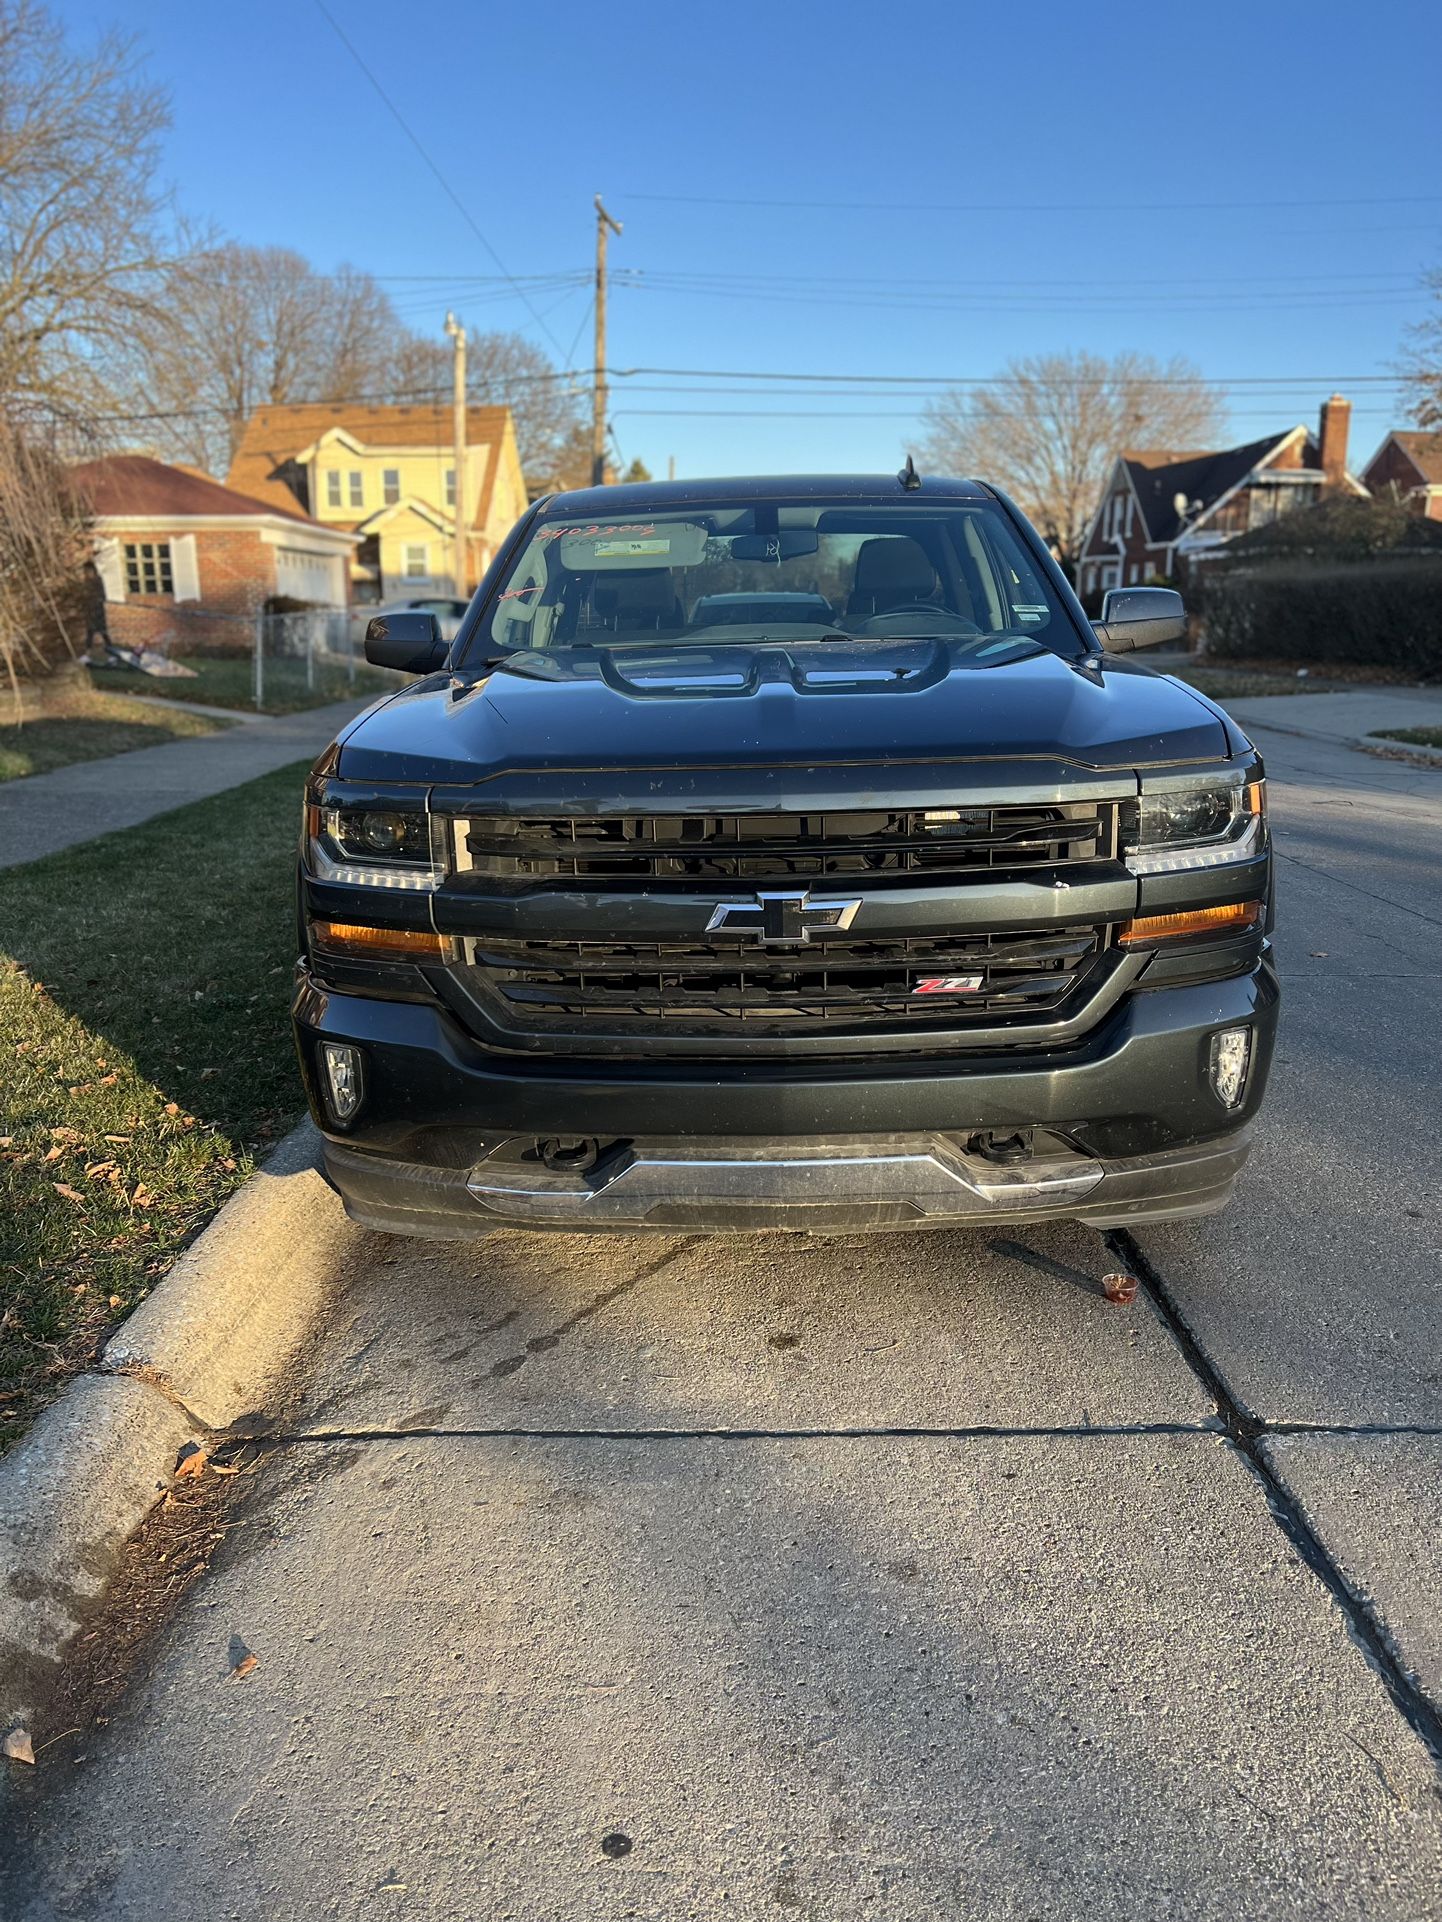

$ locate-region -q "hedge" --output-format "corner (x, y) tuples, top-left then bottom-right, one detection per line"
(1200, 557), (1442, 680)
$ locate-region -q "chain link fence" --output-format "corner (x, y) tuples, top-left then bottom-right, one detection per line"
(93, 602), (399, 714)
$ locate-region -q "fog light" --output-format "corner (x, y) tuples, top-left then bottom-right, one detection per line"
(320, 1042), (363, 1123)
(1209, 1027), (1252, 1109)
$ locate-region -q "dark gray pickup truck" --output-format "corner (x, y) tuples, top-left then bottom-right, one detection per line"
(292, 472), (1276, 1239)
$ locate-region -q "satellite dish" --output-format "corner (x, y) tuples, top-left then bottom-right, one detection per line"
(1173, 490), (1189, 518)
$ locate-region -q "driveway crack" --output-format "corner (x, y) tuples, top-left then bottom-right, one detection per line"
(1107, 1227), (1442, 1772)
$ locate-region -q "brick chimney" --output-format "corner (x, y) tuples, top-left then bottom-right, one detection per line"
(1318, 393), (1351, 491)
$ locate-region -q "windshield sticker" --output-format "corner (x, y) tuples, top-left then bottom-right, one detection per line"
(593, 537), (671, 557)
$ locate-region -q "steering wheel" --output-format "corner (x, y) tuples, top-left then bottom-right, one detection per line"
(857, 603), (981, 636)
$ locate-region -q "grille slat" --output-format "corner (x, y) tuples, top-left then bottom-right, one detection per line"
(459, 804), (1113, 880)
(463, 927), (1105, 1033)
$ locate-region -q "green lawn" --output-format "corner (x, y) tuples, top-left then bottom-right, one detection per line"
(90, 652), (396, 716)
(0, 761), (313, 1441)
(0, 683), (224, 782)
(1370, 726), (1442, 749)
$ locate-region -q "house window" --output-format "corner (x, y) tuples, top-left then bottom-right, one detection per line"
(348, 470), (364, 508)
(325, 471), (342, 509)
(445, 468), (456, 509)
(123, 541), (173, 596)
(403, 542), (429, 580)
(382, 468), (400, 506)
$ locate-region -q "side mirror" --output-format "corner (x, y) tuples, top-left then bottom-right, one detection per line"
(364, 611), (449, 675)
(1093, 586), (1187, 653)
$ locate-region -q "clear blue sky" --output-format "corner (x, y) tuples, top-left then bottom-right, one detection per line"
(59, 0), (1442, 479)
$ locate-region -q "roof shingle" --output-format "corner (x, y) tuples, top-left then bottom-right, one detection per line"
(71, 454), (312, 522)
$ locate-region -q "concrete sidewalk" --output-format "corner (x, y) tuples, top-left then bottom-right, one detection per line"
(1221, 684), (1442, 758)
(0, 696), (376, 871)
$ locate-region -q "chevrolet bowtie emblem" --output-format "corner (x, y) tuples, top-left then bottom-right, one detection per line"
(705, 891), (862, 946)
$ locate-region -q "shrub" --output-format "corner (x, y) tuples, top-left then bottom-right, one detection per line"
(0, 415), (91, 699)
(1201, 557), (1442, 679)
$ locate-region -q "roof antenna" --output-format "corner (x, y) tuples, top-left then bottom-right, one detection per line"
(898, 453), (922, 491)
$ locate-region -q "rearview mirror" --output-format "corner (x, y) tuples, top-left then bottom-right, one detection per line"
(1093, 586), (1187, 653)
(365, 611), (449, 674)
(729, 532), (821, 562)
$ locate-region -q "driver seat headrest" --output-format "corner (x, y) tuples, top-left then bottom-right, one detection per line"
(845, 537), (938, 620)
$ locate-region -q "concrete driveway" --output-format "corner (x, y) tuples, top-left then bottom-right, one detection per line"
(6, 724), (1442, 1921)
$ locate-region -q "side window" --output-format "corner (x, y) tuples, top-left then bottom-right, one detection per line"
(348, 470), (365, 509)
(124, 540), (173, 596)
(325, 471), (342, 509)
(382, 468), (400, 506)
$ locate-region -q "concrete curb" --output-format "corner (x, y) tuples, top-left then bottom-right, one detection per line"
(1235, 715), (1442, 768)
(0, 1119), (359, 1732)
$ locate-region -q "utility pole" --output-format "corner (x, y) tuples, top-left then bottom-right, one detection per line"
(592, 194), (622, 487)
(444, 311), (467, 596)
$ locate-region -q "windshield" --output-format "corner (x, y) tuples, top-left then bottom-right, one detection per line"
(468, 501), (1088, 664)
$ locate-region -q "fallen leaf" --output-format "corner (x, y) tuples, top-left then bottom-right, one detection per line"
(3, 1728), (35, 1766)
(103, 1135), (132, 1145)
(163, 1102), (180, 1116)
(50, 1126), (82, 1142)
(130, 1183), (153, 1208)
(52, 1183), (85, 1203)
(175, 1442), (208, 1479)
(85, 1161), (119, 1181)
(98, 1073), (118, 1086)
(1101, 1272), (1139, 1306)
(108, 1294), (122, 1310)
(43, 1145), (64, 1163)
(231, 1653), (259, 1681)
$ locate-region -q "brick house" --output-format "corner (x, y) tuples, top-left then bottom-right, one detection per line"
(1360, 430), (1442, 519)
(225, 402), (527, 604)
(72, 455), (359, 653)
(1077, 395), (1365, 601)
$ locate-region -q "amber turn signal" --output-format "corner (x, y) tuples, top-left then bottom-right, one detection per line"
(312, 920), (447, 961)
(1118, 900), (1262, 946)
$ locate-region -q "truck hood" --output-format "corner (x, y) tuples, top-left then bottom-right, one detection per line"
(336, 639), (1233, 796)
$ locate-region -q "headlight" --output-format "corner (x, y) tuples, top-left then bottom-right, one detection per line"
(1125, 773), (1265, 875)
(305, 785), (442, 890)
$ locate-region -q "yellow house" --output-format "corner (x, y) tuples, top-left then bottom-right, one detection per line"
(227, 402), (527, 603)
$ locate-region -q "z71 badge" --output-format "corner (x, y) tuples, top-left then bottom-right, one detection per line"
(912, 975), (984, 995)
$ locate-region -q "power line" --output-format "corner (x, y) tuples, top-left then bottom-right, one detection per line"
(612, 365), (1410, 389)
(625, 189), (1442, 215)
(311, 1), (572, 360)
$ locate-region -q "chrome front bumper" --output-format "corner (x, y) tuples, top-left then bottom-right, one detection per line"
(323, 1130), (1253, 1239)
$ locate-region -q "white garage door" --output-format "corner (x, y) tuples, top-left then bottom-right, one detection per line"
(275, 548), (342, 605)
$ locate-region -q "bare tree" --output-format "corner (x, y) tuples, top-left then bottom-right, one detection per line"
(467, 330), (584, 484)
(0, 412), (90, 701)
(130, 247), (586, 480)
(124, 245), (393, 471)
(0, 0), (172, 425)
(1398, 266), (1442, 429)
(916, 351), (1226, 566)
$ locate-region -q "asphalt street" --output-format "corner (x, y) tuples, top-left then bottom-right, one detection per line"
(5, 724), (1442, 1921)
